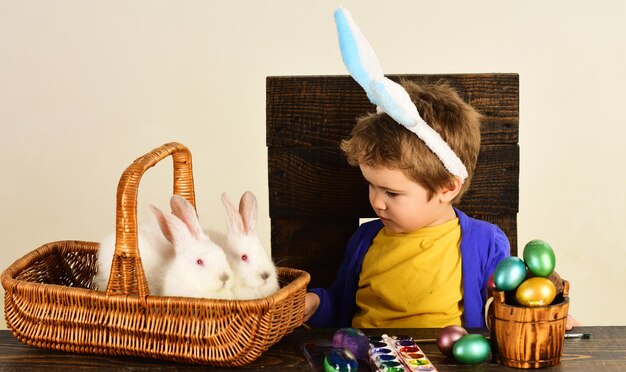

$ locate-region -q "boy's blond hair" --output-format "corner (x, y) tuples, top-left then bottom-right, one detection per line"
(341, 80), (482, 204)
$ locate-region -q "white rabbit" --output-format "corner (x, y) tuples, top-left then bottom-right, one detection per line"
(221, 191), (280, 300)
(95, 195), (234, 300)
(154, 195), (234, 299)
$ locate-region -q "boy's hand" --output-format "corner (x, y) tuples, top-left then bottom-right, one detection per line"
(566, 314), (581, 330)
(303, 292), (320, 322)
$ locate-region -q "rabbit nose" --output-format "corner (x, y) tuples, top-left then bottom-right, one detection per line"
(219, 272), (230, 283)
(260, 272), (270, 281)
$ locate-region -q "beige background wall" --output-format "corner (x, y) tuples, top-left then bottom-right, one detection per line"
(1, 0), (624, 329)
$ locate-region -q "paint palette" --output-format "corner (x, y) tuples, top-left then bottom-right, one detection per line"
(368, 335), (437, 371)
(302, 333), (437, 372)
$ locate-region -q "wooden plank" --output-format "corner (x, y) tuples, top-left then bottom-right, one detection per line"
(268, 147), (370, 218)
(271, 217), (358, 289)
(268, 144), (518, 219)
(266, 74), (518, 148)
(462, 144), (519, 216)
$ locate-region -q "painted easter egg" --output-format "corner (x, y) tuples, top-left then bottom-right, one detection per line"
(436, 325), (468, 357)
(515, 277), (557, 306)
(493, 257), (527, 291)
(452, 334), (491, 364)
(547, 270), (564, 295)
(487, 273), (496, 289)
(523, 239), (556, 277)
(324, 347), (358, 372)
(485, 272), (496, 298)
(331, 328), (369, 360)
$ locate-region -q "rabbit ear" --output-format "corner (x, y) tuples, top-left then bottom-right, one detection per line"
(170, 195), (204, 240)
(334, 7), (383, 104)
(150, 204), (192, 245)
(334, 7), (468, 182)
(239, 191), (257, 233)
(334, 7), (420, 126)
(221, 192), (245, 235)
(151, 204), (174, 243)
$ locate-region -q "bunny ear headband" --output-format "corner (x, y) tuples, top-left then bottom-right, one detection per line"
(334, 7), (468, 182)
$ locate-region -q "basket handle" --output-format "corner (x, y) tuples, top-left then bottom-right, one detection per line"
(104, 142), (196, 297)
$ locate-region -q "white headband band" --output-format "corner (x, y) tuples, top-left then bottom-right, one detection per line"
(334, 7), (468, 182)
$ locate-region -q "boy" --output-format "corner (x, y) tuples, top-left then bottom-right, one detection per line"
(303, 80), (510, 328)
(302, 8), (580, 330)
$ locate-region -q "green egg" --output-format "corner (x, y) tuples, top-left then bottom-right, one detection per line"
(523, 240), (556, 277)
(452, 334), (491, 364)
(493, 257), (527, 291)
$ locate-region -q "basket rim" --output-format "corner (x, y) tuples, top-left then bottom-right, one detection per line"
(2, 239), (310, 306)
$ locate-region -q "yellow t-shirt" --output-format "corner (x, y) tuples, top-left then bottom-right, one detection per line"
(352, 218), (463, 328)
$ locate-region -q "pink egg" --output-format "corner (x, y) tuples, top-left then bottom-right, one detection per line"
(436, 325), (468, 357)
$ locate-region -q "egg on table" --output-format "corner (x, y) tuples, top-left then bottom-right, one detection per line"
(324, 347), (358, 372)
(452, 334), (491, 364)
(436, 325), (468, 357)
(331, 327), (369, 360)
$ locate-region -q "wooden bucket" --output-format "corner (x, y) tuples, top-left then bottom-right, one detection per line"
(490, 280), (569, 369)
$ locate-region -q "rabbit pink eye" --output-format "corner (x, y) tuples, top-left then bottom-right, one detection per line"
(241, 254), (248, 262)
(196, 259), (204, 266)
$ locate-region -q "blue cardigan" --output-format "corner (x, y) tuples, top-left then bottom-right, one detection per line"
(307, 208), (510, 328)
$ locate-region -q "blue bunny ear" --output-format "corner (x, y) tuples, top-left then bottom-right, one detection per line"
(370, 77), (422, 128)
(334, 7), (383, 104)
(334, 7), (423, 126)
(333, 7), (469, 182)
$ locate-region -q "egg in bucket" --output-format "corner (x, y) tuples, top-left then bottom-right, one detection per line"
(488, 240), (570, 369)
(490, 280), (569, 368)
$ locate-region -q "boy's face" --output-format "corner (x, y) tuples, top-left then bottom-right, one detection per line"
(359, 164), (456, 234)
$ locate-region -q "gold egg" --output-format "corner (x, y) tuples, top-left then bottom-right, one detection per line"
(515, 277), (557, 306)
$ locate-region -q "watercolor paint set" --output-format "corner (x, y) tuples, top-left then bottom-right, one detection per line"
(302, 333), (437, 371)
(367, 334), (437, 372)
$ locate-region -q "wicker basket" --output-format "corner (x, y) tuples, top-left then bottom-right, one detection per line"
(1, 142), (310, 366)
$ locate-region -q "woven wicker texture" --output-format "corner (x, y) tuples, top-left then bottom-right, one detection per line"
(1, 142), (310, 366)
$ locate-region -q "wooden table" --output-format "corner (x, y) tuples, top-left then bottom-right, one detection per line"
(0, 326), (624, 370)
